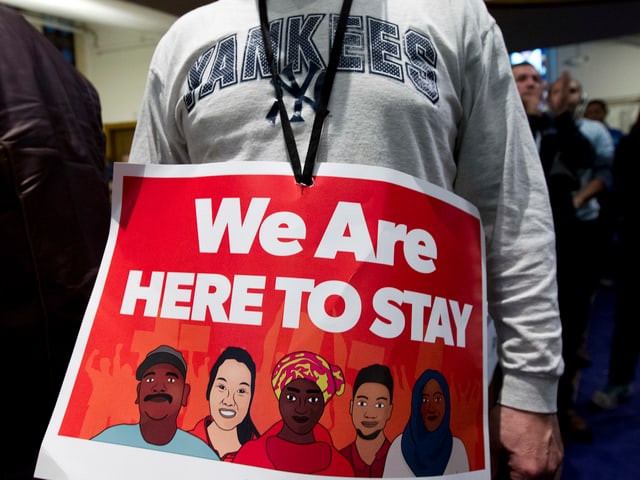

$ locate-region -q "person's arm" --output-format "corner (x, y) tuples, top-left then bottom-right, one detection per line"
(455, 3), (562, 416)
(129, 27), (190, 165)
(574, 120), (615, 208)
(453, 2), (563, 477)
(552, 111), (596, 173)
(545, 70), (595, 173)
(544, 70), (595, 174)
(573, 177), (606, 209)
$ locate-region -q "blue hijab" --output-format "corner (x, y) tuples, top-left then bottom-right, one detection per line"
(400, 369), (453, 476)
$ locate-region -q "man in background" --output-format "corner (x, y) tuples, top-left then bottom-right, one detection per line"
(0, 5), (111, 478)
(583, 98), (622, 287)
(584, 99), (624, 148)
(591, 112), (640, 410)
(547, 76), (614, 442)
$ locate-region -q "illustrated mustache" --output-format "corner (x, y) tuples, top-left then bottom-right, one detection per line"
(143, 393), (173, 403)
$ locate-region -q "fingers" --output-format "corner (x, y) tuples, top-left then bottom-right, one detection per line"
(495, 406), (564, 479)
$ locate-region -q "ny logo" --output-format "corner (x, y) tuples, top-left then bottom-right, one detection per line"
(266, 62), (326, 123)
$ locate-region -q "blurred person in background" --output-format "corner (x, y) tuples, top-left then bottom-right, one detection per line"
(591, 111), (640, 411)
(583, 98), (623, 288)
(512, 63), (598, 444)
(584, 99), (624, 148)
(546, 76), (614, 443)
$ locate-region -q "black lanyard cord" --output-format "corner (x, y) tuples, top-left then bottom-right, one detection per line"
(259, 0), (353, 186)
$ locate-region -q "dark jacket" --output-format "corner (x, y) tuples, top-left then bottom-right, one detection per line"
(0, 6), (110, 476)
(527, 110), (595, 232)
(613, 128), (640, 266)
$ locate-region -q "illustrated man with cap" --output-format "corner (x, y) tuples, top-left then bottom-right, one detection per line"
(91, 345), (219, 460)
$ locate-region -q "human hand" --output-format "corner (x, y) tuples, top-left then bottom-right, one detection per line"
(548, 70), (571, 115)
(522, 96), (542, 116)
(490, 405), (564, 479)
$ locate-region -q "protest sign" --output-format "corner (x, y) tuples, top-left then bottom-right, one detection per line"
(36, 161), (488, 479)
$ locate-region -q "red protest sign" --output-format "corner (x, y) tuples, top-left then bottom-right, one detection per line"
(37, 162), (488, 479)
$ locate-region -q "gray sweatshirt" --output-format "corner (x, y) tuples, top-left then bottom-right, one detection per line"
(130, 0), (563, 413)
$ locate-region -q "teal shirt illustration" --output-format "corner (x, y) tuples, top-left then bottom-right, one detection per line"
(93, 424), (219, 460)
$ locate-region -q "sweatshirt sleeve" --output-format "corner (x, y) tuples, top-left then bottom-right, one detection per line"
(453, 6), (563, 413)
(130, 31), (190, 165)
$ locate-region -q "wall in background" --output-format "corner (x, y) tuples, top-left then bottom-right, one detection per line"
(77, 24), (160, 124)
(555, 37), (640, 132)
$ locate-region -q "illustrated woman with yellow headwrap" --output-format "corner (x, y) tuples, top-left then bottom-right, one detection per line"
(233, 351), (354, 476)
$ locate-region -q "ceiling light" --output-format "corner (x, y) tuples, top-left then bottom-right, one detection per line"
(1, 0), (177, 31)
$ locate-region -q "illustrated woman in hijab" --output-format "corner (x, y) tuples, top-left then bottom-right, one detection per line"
(383, 369), (469, 477)
(233, 351), (354, 476)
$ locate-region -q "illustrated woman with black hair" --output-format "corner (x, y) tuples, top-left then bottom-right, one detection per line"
(190, 346), (260, 461)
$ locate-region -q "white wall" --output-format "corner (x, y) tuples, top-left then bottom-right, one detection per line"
(76, 24), (163, 124)
(555, 38), (640, 132)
